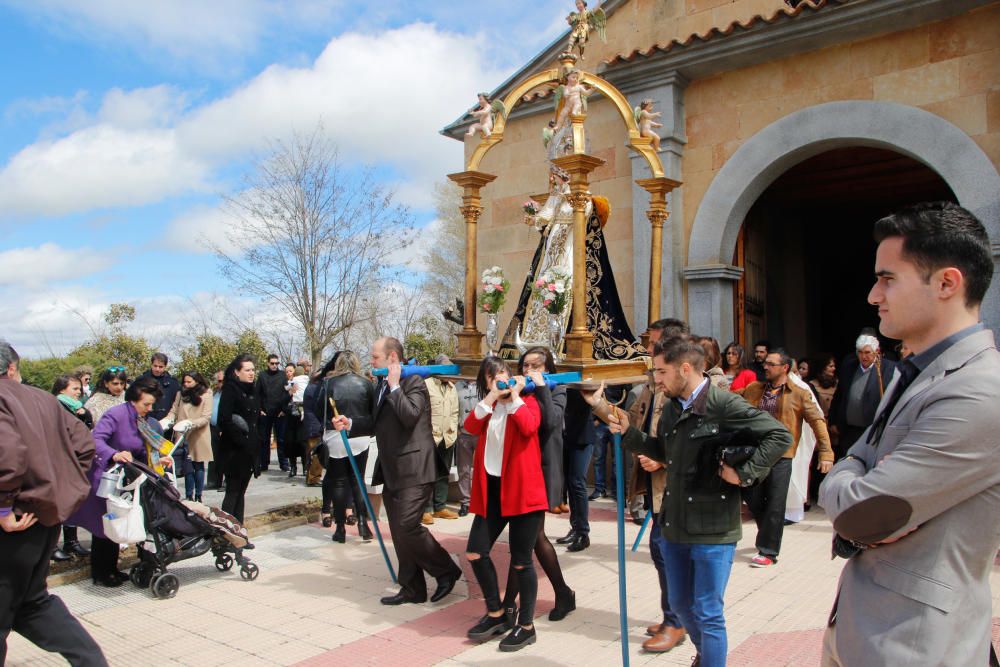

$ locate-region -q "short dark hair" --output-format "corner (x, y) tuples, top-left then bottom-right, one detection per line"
(125, 376), (163, 402)
(476, 356), (510, 400)
(652, 335), (706, 373)
(51, 373), (79, 396)
(151, 352), (168, 365)
(381, 337), (405, 364)
(649, 318), (690, 341)
(518, 346), (556, 374)
(767, 347), (793, 371)
(873, 201), (993, 307)
(267, 354), (279, 362)
(753, 340), (770, 351)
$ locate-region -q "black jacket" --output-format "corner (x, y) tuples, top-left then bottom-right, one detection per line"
(534, 384), (567, 508)
(257, 369), (289, 414)
(829, 356), (896, 431)
(300, 382), (324, 440)
(317, 373), (376, 438)
(140, 370), (180, 422)
(563, 389), (596, 448)
(218, 380), (261, 470)
(371, 375), (436, 490)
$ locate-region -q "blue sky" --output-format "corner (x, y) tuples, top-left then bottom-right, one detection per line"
(0, 0), (573, 357)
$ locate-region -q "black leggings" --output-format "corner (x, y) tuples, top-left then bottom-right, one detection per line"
(322, 449), (369, 524)
(222, 458), (253, 524)
(90, 536), (120, 580)
(466, 475), (543, 626)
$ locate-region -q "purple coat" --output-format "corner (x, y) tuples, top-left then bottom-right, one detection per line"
(69, 402), (157, 539)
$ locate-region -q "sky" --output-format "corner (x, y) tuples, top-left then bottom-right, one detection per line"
(0, 0), (573, 358)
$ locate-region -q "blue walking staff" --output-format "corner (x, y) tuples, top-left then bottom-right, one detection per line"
(329, 398), (397, 583)
(371, 364), (461, 379)
(610, 404), (630, 667)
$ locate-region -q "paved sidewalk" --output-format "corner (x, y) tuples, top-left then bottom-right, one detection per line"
(9, 499), (1000, 666)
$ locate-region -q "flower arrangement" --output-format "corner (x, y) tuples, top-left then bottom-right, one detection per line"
(477, 266), (510, 313)
(533, 269), (570, 315)
(522, 200), (539, 216)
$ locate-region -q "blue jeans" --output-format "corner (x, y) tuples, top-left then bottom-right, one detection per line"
(661, 540), (735, 667)
(649, 523), (683, 628)
(564, 442), (593, 535)
(185, 461), (205, 500)
(592, 422), (615, 493)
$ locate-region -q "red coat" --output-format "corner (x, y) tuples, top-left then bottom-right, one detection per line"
(464, 394), (548, 518)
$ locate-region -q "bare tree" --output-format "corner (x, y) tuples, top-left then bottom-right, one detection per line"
(213, 127), (413, 365)
(421, 182), (465, 312)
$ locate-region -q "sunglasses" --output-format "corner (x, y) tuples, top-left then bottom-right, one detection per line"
(107, 366), (126, 372)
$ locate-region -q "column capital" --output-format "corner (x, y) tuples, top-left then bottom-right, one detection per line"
(447, 170), (497, 190)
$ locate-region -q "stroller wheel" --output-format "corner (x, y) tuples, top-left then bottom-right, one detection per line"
(130, 564), (153, 588)
(150, 572), (180, 599)
(215, 554), (234, 572)
(239, 563), (260, 581)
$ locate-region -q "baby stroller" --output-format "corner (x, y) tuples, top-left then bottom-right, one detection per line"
(121, 460), (259, 599)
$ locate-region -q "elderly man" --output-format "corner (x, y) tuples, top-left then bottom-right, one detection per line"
(820, 202), (1000, 665)
(424, 354), (459, 522)
(0, 342), (107, 666)
(828, 333), (895, 458)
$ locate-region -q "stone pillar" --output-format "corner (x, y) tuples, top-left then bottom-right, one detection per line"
(682, 264), (743, 344)
(447, 170), (496, 359)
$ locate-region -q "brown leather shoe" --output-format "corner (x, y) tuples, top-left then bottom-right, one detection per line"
(557, 503), (569, 513)
(646, 622), (665, 636)
(642, 626), (686, 653)
(432, 508), (459, 520)
(421, 512), (435, 525)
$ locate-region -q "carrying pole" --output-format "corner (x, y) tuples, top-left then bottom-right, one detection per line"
(631, 511), (652, 553)
(613, 416), (630, 666)
(330, 399), (397, 583)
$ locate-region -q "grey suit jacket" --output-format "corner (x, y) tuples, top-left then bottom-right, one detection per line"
(820, 328), (1000, 666)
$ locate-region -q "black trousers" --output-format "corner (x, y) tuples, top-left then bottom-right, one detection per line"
(89, 537), (120, 581)
(467, 475), (543, 625)
(742, 457), (793, 558)
(222, 456), (254, 523)
(383, 482), (460, 600)
(0, 523), (107, 666)
(207, 427), (223, 488)
(324, 449), (369, 525)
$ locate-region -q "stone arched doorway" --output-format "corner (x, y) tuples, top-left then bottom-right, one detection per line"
(684, 101), (1000, 344)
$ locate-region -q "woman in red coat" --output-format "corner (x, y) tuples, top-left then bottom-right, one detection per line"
(463, 356), (547, 652)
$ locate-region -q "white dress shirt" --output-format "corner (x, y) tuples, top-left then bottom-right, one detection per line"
(473, 396), (525, 476)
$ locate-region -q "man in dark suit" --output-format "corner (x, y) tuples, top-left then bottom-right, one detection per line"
(557, 390), (596, 552)
(333, 336), (460, 605)
(828, 334), (895, 458)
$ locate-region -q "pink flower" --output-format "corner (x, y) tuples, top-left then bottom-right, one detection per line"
(483, 303), (491, 311)
(543, 299), (552, 306)
(548, 283), (556, 290)
(496, 285), (504, 292)
(535, 279), (544, 287)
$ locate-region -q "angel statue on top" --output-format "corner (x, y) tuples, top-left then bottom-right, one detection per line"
(553, 68), (593, 132)
(566, 0), (607, 60)
(465, 92), (508, 139)
(634, 98), (663, 151)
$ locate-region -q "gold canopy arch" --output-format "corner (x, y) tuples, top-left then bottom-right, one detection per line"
(465, 67), (664, 178)
(449, 56), (680, 377)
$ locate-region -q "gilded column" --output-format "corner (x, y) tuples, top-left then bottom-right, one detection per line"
(636, 177), (681, 345)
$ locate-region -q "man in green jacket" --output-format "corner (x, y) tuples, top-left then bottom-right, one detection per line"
(587, 335), (789, 667)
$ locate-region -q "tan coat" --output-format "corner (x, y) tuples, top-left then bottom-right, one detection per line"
(738, 381), (833, 461)
(167, 390), (214, 462)
(425, 377), (459, 448)
(626, 380), (668, 512)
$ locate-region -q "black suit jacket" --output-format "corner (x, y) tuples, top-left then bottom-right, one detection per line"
(371, 374), (437, 490)
(563, 389), (596, 449)
(829, 356), (896, 431)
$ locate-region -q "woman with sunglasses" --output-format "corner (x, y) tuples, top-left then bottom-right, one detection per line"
(84, 366), (128, 424)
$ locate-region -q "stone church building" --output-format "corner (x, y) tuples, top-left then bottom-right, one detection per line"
(442, 0), (1000, 358)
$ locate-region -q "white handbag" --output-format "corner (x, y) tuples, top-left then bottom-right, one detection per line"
(102, 471), (147, 545)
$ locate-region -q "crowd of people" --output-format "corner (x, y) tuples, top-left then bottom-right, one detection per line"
(2, 201), (999, 666)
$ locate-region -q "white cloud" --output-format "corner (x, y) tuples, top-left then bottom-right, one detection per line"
(161, 204), (239, 255)
(385, 218), (442, 272)
(0, 243), (110, 289)
(6, 0), (341, 73)
(1, 23), (508, 220)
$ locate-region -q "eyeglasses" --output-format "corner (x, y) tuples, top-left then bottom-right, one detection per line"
(763, 361), (786, 367)
(268, 361), (279, 366)
(107, 366), (126, 372)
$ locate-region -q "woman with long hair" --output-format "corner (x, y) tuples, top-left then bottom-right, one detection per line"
(50, 374), (93, 562)
(218, 354), (261, 523)
(698, 337), (727, 389)
(499, 346), (575, 622)
(317, 350), (375, 543)
(68, 377), (166, 586)
(464, 356), (547, 652)
(721, 343), (758, 392)
(84, 366), (129, 423)
(165, 371), (213, 502)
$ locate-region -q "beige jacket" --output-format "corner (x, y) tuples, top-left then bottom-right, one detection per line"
(168, 389), (214, 462)
(626, 381), (668, 512)
(425, 377), (459, 448)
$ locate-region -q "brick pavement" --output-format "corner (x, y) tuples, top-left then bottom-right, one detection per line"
(8, 498), (1000, 666)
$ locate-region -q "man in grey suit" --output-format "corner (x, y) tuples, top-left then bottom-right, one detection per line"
(820, 201), (1000, 666)
(333, 337), (461, 606)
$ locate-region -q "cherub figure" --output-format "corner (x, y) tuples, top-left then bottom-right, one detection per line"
(566, 0), (607, 60)
(553, 69), (592, 132)
(633, 98), (663, 151)
(466, 92), (508, 139)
